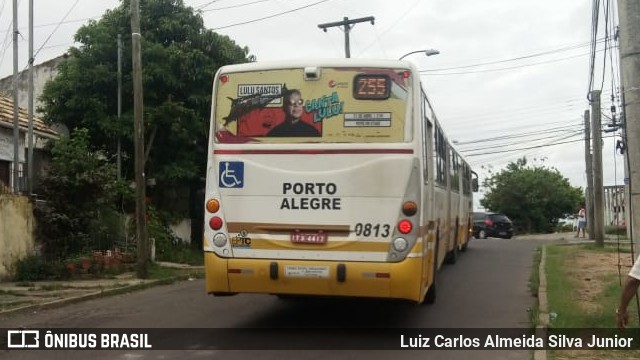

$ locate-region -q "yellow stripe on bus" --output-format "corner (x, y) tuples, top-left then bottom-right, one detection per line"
(231, 238), (391, 252)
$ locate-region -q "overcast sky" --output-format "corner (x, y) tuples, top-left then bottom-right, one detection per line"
(0, 0), (626, 208)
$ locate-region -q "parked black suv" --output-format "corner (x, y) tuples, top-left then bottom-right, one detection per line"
(472, 212), (514, 239)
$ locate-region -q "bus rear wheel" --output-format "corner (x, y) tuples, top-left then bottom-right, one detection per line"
(445, 246), (458, 264)
(424, 284), (436, 304)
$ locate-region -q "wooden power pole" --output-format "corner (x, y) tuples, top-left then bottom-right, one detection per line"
(318, 16), (374, 58)
(130, 0), (148, 278)
(590, 90), (605, 247)
(584, 110), (595, 239)
(617, 0), (640, 254)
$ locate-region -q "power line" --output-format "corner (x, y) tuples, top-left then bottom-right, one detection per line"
(423, 38), (609, 73)
(32, 0), (80, 62)
(465, 133), (616, 157)
(0, 0), (18, 73)
(455, 124), (583, 146)
(354, 0), (422, 57)
(211, 0), (329, 30)
(0, 16), (96, 35)
(461, 130), (584, 153)
(421, 49), (609, 76)
(194, 0), (224, 10)
(201, 0), (272, 12)
(587, 0), (601, 97)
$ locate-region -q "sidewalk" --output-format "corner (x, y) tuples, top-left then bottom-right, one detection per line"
(0, 262), (204, 316)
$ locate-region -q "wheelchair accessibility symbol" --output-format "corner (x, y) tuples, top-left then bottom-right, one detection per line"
(219, 161), (244, 188)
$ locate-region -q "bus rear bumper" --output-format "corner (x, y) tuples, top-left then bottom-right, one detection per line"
(204, 252), (426, 303)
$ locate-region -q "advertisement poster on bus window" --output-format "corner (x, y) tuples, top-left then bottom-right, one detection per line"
(214, 67), (410, 143)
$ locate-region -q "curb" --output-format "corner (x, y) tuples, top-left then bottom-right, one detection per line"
(0, 273), (198, 317)
(534, 245), (549, 360)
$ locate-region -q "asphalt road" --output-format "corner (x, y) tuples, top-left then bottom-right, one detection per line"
(0, 236), (550, 360)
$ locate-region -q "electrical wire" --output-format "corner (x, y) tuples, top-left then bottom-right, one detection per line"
(587, 0), (601, 97)
(465, 133), (616, 157)
(353, 0), (422, 57)
(201, 0), (273, 12)
(461, 130), (584, 153)
(211, 0), (329, 30)
(422, 49), (609, 76)
(600, 0), (610, 93)
(0, 0), (19, 75)
(423, 38), (609, 73)
(32, 0), (80, 62)
(455, 124), (583, 146)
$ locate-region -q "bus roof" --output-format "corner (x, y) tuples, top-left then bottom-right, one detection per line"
(216, 58), (420, 74)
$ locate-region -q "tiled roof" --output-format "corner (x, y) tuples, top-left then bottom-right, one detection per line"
(0, 94), (59, 139)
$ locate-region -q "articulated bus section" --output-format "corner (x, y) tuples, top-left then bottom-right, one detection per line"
(203, 60), (476, 304)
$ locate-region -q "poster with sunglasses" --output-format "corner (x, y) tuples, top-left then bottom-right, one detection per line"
(230, 85), (322, 138)
(215, 67), (408, 143)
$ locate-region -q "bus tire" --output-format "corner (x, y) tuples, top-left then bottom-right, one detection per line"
(445, 243), (458, 265)
(461, 240), (468, 252)
(424, 283), (436, 304)
(421, 233), (439, 305)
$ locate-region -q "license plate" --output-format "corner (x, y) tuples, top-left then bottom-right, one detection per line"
(290, 231), (327, 244)
(499, 232), (507, 235)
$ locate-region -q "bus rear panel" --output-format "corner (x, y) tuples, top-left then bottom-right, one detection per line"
(204, 61), (435, 303)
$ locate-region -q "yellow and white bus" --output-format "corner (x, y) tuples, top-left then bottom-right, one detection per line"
(203, 59), (477, 304)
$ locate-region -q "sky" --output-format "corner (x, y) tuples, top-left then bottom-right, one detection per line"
(0, 0), (627, 209)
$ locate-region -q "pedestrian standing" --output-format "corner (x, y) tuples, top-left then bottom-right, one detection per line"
(576, 205), (586, 238)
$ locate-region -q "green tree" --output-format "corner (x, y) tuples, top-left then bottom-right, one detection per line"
(39, 0), (253, 245)
(480, 157), (584, 233)
(35, 128), (128, 260)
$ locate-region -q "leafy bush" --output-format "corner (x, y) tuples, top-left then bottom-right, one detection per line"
(13, 256), (69, 281)
(35, 128), (131, 260)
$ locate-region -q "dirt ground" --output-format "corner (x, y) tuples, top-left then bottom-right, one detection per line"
(553, 244), (639, 360)
(568, 248), (634, 313)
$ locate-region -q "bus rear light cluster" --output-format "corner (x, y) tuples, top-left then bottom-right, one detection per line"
(206, 198), (227, 246)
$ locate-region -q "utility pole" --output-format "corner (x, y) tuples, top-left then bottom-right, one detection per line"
(131, 0), (148, 278)
(27, 0), (34, 196)
(117, 34), (122, 181)
(584, 110), (595, 239)
(590, 90), (605, 246)
(12, 0), (19, 193)
(318, 16), (374, 58)
(617, 0), (640, 253)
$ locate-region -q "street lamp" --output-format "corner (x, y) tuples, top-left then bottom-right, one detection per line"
(398, 49), (440, 60)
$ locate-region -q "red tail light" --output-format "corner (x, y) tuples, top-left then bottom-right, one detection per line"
(209, 216), (223, 230)
(398, 220), (413, 234)
(484, 219), (493, 227)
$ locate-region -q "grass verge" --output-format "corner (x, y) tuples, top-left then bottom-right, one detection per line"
(544, 244), (640, 359)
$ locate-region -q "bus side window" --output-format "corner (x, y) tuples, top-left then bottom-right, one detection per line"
(422, 92), (429, 184)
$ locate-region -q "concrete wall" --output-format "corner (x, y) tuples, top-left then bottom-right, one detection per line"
(0, 194), (34, 279)
(169, 219), (192, 243)
(0, 55), (66, 114)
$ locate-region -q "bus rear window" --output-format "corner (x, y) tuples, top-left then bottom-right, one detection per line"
(213, 67), (410, 144)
